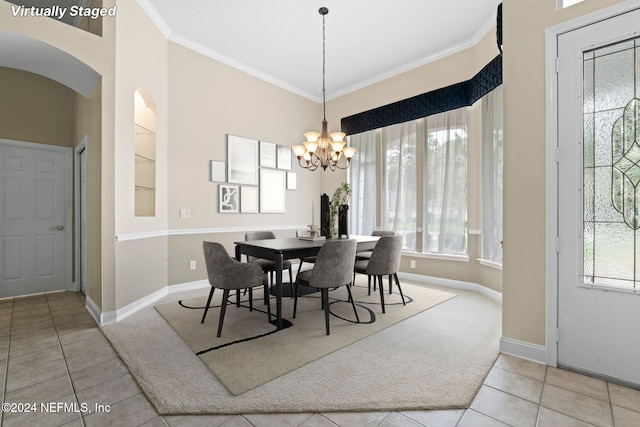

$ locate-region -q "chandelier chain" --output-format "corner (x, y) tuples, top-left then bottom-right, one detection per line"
(322, 10), (326, 120)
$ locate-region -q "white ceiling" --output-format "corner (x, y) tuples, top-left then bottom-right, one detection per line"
(139, 0), (502, 102)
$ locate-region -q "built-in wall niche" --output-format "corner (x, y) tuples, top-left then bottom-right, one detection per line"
(134, 89), (156, 217)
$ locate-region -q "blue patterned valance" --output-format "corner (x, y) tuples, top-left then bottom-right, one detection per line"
(341, 54), (502, 135)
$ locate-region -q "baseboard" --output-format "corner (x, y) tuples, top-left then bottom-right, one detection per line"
(499, 336), (547, 365)
(396, 272), (503, 303)
(94, 280), (210, 326)
(167, 279), (209, 295)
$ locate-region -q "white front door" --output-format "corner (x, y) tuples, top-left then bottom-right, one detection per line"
(557, 8), (640, 386)
(0, 139), (71, 298)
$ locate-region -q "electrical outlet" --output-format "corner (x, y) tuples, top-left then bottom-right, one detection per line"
(189, 260), (196, 270)
(180, 209), (191, 219)
(410, 259), (416, 269)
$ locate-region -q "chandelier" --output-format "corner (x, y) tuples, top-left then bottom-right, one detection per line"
(292, 7), (356, 171)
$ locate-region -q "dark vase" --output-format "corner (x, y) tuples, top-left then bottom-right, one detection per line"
(338, 204), (349, 238)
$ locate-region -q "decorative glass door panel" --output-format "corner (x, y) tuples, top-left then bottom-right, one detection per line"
(583, 38), (640, 292)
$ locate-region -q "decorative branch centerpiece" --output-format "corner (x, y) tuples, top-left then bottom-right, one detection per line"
(325, 182), (351, 238)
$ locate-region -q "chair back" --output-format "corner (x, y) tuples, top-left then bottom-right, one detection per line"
(245, 230), (276, 262)
(203, 241), (262, 289)
(372, 229), (395, 237)
(203, 241), (235, 287)
(310, 239), (357, 289)
(366, 235), (403, 276)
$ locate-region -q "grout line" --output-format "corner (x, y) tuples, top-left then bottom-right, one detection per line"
(0, 298), (14, 427)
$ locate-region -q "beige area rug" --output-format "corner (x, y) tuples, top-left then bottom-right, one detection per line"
(155, 282), (454, 395)
(102, 279), (501, 415)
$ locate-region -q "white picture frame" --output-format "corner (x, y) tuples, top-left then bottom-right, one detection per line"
(286, 171), (297, 190)
(210, 160), (226, 182)
(240, 186), (259, 213)
(260, 141), (276, 168)
(260, 169), (286, 213)
(277, 145), (292, 170)
(227, 135), (258, 185)
(219, 184), (239, 213)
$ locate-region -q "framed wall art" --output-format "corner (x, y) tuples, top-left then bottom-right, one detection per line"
(210, 160), (226, 182)
(286, 171), (297, 190)
(240, 186), (259, 213)
(260, 140), (276, 168)
(227, 135), (258, 185)
(259, 169), (286, 213)
(277, 145), (292, 170)
(219, 184), (239, 213)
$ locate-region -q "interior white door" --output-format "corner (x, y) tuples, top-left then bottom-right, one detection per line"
(0, 139), (71, 298)
(557, 8), (640, 386)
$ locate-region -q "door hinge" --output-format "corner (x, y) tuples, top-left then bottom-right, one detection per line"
(555, 57), (559, 73)
(556, 237), (560, 253)
(555, 147), (560, 163)
(555, 326), (559, 342)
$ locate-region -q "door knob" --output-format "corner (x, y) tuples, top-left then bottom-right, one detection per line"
(53, 225), (65, 231)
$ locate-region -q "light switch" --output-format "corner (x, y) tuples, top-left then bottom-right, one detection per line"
(189, 260), (196, 270)
(180, 209), (191, 219)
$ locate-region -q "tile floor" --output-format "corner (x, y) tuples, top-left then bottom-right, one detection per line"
(0, 291), (639, 426)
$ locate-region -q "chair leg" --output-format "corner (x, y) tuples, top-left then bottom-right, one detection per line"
(378, 275), (386, 313)
(201, 287), (215, 324)
(394, 273), (406, 305)
(367, 275), (372, 295)
(322, 288), (330, 335)
(217, 289), (231, 337)
(389, 274), (393, 294)
(249, 287), (253, 311)
(346, 285), (360, 323)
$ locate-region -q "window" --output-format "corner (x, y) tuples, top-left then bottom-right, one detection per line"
(423, 109), (468, 255)
(349, 108), (468, 256)
(382, 122), (417, 249)
(349, 130), (377, 235)
(482, 86), (503, 265)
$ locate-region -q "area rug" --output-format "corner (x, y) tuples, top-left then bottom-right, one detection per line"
(101, 279), (501, 415)
(154, 282), (454, 395)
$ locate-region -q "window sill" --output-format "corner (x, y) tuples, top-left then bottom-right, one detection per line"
(478, 259), (503, 270)
(401, 251), (469, 263)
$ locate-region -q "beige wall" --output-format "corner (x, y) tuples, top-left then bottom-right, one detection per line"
(0, 67), (75, 146)
(165, 42), (324, 285)
(502, 0), (625, 346)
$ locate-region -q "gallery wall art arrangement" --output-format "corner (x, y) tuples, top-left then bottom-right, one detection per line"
(211, 135), (295, 214)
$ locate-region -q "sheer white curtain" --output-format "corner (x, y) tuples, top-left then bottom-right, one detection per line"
(482, 86), (503, 264)
(348, 130), (377, 235)
(423, 108), (468, 255)
(381, 121), (417, 249)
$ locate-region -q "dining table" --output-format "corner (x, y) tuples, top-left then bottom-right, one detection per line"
(234, 235), (379, 329)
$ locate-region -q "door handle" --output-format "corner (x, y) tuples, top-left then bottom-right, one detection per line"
(52, 225), (65, 231)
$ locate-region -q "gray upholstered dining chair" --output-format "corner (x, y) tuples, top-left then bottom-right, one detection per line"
(293, 239), (358, 335)
(356, 229), (396, 261)
(202, 241), (268, 337)
(245, 231), (294, 296)
(353, 235), (405, 313)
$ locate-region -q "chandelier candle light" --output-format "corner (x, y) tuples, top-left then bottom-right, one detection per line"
(292, 7), (356, 171)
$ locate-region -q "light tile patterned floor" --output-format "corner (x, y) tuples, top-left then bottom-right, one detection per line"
(0, 291), (639, 426)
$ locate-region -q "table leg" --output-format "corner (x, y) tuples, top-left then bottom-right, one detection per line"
(275, 253), (283, 330)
